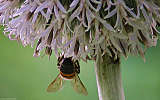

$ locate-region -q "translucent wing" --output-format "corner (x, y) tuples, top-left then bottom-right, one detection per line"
(71, 74), (88, 96)
(47, 73), (63, 92)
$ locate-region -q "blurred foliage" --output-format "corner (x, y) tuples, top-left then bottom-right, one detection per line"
(0, 29), (160, 100)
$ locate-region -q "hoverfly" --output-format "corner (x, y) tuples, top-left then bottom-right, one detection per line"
(47, 55), (88, 96)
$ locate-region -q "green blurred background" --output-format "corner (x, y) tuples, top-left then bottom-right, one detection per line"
(0, 27), (160, 100)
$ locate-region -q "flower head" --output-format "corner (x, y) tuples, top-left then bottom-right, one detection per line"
(0, 0), (160, 61)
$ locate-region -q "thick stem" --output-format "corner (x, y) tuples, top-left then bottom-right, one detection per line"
(95, 53), (125, 100)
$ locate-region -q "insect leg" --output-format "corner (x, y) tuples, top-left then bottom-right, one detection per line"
(57, 54), (64, 66)
(74, 60), (80, 74)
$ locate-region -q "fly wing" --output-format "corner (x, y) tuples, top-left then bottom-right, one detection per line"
(47, 73), (63, 92)
(71, 74), (88, 96)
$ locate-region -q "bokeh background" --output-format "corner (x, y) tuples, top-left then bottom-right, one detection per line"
(0, 26), (160, 100)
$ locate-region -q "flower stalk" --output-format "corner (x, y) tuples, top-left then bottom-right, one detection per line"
(95, 52), (125, 100)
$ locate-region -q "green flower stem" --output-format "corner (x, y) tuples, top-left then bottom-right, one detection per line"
(95, 53), (125, 100)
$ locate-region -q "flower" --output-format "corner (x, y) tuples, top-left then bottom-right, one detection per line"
(0, 0), (24, 24)
(0, 0), (160, 61)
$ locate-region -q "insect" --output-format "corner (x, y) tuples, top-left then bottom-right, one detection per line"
(47, 55), (88, 96)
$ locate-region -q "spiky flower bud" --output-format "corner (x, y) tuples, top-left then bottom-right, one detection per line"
(0, 0), (160, 61)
